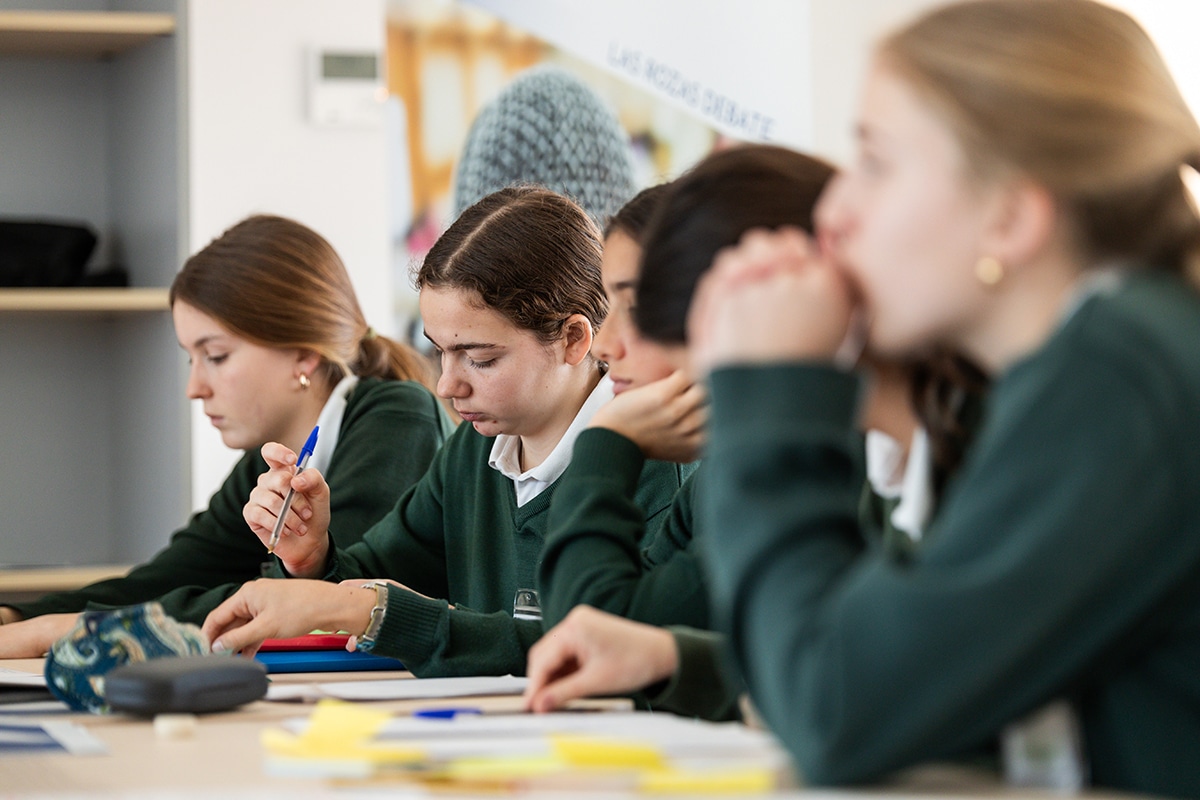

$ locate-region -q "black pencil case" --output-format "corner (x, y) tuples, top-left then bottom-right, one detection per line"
(105, 656), (268, 715)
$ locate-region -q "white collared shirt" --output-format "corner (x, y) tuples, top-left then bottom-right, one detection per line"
(307, 375), (359, 474)
(488, 374), (615, 506)
(865, 426), (934, 542)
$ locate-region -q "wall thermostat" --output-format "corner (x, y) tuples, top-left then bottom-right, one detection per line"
(308, 48), (386, 127)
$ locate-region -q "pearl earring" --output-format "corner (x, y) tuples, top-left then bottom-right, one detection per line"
(975, 256), (1005, 287)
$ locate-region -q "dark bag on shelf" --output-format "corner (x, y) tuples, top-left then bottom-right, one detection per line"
(0, 220), (98, 287)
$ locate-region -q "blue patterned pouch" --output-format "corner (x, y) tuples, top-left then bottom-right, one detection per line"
(44, 602), (209, 713)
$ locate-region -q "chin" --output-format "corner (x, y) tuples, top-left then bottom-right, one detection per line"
(218, 431), (251, 451)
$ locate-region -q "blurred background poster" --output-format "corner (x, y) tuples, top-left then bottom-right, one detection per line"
(386, 0), (793, 337)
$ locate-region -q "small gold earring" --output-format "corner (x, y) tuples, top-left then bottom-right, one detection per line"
(298, 373), (310, 390)
(975, 256), (1005, 287)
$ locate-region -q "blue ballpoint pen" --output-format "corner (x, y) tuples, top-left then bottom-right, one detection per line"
(267, 425), (319, 554)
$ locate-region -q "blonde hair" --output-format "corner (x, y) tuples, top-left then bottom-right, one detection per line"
(879, 0), (1200, 283)
(170, 215), (435, 390)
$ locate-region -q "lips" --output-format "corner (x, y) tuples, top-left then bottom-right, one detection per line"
(609, 377), (632, 395)
(457, 411), (486, 423)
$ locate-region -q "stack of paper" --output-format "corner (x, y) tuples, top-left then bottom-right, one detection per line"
(261, 697), (793, 794)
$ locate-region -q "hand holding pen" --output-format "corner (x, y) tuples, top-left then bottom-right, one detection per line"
(267, 424), (318, 554)
(243, 427), (335, 578)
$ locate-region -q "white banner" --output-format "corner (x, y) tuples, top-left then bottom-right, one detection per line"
(465, 0), (814, 148)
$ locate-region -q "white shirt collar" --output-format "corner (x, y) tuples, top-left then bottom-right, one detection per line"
(308, 375), (359, 474)
(488, 374), (614, 506)
(865, 426), (934, 542)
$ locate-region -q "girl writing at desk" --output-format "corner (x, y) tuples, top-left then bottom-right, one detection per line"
(201, 187), (688, 678)
(0, 215), (452, 657)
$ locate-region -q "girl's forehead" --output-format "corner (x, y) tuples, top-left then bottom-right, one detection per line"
(419, 284), (524, 343)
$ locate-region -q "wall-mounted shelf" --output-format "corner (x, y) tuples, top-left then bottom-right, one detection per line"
(0, 10), (175, 58)
(0, 287), (170, 313)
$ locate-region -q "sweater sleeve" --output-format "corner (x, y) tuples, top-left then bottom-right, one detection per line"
(362, 588), (542, 677)
(702, 349), (1194, 786)
(644, 627), (742, 722)
(321, 380), (453, 548)
(538, 428), (708, 629)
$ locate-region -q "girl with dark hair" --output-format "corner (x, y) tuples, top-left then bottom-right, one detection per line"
(0, 215), (452, 656)
(202, 188), (688, 678)
(534, 146), (835, 718)
(528, 144), (992, 721)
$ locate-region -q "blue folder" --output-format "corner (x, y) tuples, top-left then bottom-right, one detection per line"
(253, 649), (405, 674)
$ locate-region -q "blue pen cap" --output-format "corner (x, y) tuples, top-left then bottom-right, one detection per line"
(299, 425), (319, 461)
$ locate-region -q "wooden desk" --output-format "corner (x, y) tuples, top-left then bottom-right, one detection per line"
(0, 658), (1140, 798)
(0, 658), (634, 794)
(0, 564), (131, 605)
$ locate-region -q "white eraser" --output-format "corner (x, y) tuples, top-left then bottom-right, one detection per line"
(153, 713), (198, 740)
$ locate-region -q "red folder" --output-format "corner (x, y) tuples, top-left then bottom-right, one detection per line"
(258, 633), (351, 651)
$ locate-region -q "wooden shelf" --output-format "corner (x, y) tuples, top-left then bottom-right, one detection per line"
(0, 10), (174, 58)
(0, 287), (170, 313)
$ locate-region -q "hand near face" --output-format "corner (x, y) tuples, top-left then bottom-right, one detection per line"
(524, 606), (679, 714)
(201, 578), (377, 657)
(588, 370), (707, 463)
(0, 613), (78, 659)
(688, 227), (858, 379)
(243, 442), (332, 578)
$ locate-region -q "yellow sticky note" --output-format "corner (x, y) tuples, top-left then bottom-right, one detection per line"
(260, 699), (424, 766)
(640, 766), (775, 794)
(550, 735), (666, 769)
(304, 698), (393, 745)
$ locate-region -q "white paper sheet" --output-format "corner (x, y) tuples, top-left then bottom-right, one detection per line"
(266, 674), (528, 702)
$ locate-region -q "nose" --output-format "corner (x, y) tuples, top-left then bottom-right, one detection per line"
(814, 173), (851, 248)
(436, 357), (470, 400)
(185, 361), (210, 400)
(592, 311), (627, 367)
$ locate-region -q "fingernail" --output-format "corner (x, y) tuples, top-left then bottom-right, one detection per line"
(211, 639), (226, 654)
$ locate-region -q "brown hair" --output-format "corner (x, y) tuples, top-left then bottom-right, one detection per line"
(879, 0), (1200, 283)
(170, 215), (434, 390)
(636, 144), (836, 343)
(604, 182), (674, 242)
(415, 186), (607, 344)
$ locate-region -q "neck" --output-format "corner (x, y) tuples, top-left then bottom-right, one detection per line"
(958, 255), (1084, 374)
(286, 379), (335, 454)
(518, 365), (602, 472)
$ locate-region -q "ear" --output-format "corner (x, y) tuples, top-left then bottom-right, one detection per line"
(295, 348), (322, 378)
(982, 178), (1058, 273)
(560, 314), (594, 367)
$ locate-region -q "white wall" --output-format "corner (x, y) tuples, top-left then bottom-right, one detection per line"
(185, 0), (390, 510)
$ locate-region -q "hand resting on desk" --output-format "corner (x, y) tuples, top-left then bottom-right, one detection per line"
(243, 441), (333, 578)
(524, 606), (678, 713)
(201, 577), (436, 657)
(0, 612), (79, 659)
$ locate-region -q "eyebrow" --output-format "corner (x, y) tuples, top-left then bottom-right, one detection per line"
(608, 279), (637, 293)
(422, 333), (500, 352)
(187, 334), (226, 350)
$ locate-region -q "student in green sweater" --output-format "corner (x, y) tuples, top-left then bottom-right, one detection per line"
(0, 215), (451, 657)
(539, 147), (835, 636)
(532, 146), (952, 722)
(681, 1), (1200, 796)
(201, 188), (688, 677)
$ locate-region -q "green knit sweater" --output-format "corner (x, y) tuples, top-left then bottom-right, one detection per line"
(315, 421), (690, 678)
(702, 272), (1200, 798)
(12, 379), (453, 624)
(539, 427), (704, 629)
